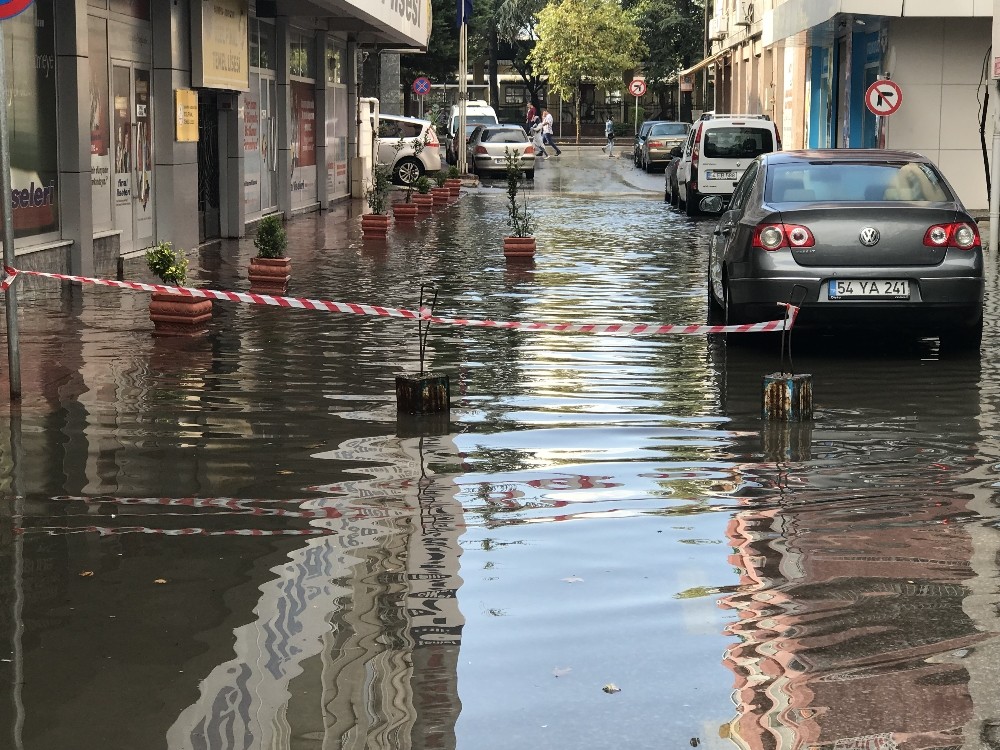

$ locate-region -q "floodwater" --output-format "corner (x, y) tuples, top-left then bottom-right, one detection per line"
(2, 148), (1000, 750)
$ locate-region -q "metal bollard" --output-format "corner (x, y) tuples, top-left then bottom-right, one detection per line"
(761, 372), (813, 422)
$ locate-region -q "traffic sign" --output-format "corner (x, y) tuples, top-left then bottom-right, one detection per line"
(0, 0), (32, 19)
(629, 79), (647, 97)
(412, 76), (431, 96)
(865, 79), (902, 116)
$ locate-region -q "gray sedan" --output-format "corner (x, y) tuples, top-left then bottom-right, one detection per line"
(466, 125), (535, 179)
(708, 150), (984, 349)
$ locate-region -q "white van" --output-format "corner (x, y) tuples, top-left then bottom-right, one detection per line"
(445, 100), (498, 164)
(673, 114), (779, 216)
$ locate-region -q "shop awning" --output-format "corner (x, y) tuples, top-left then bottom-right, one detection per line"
(678, 50), (726, 78)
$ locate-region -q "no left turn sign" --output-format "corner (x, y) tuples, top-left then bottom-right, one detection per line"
(866, 79), (902, 116)
(629, 79), (647, 97)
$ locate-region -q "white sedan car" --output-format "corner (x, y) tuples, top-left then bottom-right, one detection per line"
(377, 114), (442, 185)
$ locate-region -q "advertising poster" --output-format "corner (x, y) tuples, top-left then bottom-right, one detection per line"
(5, 0), (59, 240)
(290, 80), (316, 209)
(89, 15), (112, 231)
(134, 68), (153, 241)
(112, 64), (132, 242)
(242, 74), (261, 215)
(326, 86), (348, 199)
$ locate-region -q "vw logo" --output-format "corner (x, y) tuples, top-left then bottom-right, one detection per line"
(859, 227), (880, 246)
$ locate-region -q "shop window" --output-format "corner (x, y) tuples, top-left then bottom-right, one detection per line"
(326, 40), (345, 85)
(289, 30), (315, 79)
(251, 19), (276, 71)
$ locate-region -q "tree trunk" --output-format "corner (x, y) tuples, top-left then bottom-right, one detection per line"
(488, 26), (500, 109)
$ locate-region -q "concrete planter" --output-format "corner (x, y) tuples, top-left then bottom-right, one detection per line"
(248, 256), (291, 295)
(412, 194), (434, 215)
(445, 178), (462, 197)
(431, 187), (450, 206)
(149, 293), (213, 337)
(392, 202), (419, 223)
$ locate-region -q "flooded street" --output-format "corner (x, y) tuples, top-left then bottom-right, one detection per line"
(2, 147), (1000, 749)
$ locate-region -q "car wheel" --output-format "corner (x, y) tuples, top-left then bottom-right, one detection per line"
(685, 188), (699, 216)
(394, 157), (423, 185)
(707, 272), (725, 325)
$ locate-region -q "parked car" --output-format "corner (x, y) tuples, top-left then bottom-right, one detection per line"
(639, 121), (689, 172)
(466, 124), (535, 179)
(632, 120), (664, 166)
(445, 100), (499, 165)
(707, 149), (984, 349)
(674, 113), (779, 216)
(377, 114), (442, 185)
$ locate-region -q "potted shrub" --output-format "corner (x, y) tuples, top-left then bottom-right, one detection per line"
(412, 175), (434, 215)
(248, 214), (290, 295)
(362, 159), (393, 239)
(392, 135), (427, 223)
(431, 170), (450, 206)
(502, 147), (536, 259)
(146, 241), (212, 336)
(445, 164), (462, 196)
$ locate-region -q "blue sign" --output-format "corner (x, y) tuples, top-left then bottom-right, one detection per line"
(412, 76), (431, 96)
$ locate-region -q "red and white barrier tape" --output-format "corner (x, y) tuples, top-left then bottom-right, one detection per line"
(19, 525), (332, 538)
(2, 265), (798, 335)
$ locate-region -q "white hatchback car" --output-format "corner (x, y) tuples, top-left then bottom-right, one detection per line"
(673, 114), (779, 216)
(377, 114), (442, 185)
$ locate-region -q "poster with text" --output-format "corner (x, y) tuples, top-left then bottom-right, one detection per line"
(89, 16), (112, 231)
(242, 74), (261, 215)
(290, 80), (316, 210)
(326, 86), (348, 199)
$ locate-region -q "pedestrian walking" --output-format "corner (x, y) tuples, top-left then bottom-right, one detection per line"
(529, 115), (549, 159)
(525, 102), (537, 129)
(541, 109), (562, 156)
(602, 115), (615, 157)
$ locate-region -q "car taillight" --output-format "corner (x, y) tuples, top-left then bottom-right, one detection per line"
(752, 223), (815, 251)
(474, 145), (488, 155)
(524, 145), (534, 155)
(648, 140), (663, 148)
(923, 222), (980, 250)
(692, 123), (703, 167)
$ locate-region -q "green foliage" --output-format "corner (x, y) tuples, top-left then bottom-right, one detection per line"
(447, 164), (460, 179)
(625, 0), (705, 86)
(504, 147), (534, 238)
(529, 0), (646, 141)
(366, 160), (394, 214)
(253, 214), (287, 259)
(415, 175), (432, 194)
(400, 0), (460, 83)
(145, 241), (188, 286)
(434, 170), (448, 188)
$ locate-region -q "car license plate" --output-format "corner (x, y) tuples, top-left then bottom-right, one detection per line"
(708, 170), (737, 180)
(828, 279), (910, 299)
(494, 157), (506, 164)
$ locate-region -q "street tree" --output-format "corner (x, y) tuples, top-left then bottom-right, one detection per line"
(468, 0), (547, 114)
(529, 0), (647, 143)
(401, 0), (460, 117)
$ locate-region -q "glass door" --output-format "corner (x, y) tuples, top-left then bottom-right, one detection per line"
(112, 62), (155, 254)
(259, 74), (278, 213)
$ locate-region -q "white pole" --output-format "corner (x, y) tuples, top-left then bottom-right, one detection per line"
(990, 83), (1000, 256)
(457, 20), (467, 174)
(634, 95), (639, 134)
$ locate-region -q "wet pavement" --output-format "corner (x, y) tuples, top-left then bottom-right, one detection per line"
(2, 147), (1000, 749)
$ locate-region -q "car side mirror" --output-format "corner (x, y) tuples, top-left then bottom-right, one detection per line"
(670, 146), (682, 157)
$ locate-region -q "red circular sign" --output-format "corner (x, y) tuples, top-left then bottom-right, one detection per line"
(412, 76), (431, 96)
(865, 79), (902, 116)
(629, 79), (647, 97)
(0, 0), (33, 20)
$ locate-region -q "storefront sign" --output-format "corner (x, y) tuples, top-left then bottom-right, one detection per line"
(192, 0), (249, 91)
(175, 89), (199, 142)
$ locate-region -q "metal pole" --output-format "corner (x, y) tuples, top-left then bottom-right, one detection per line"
(458, 20), (467, 174)
(634, 95), (639, 135)
(989, 83), (1000, 256)
(0, 28), (21, 400)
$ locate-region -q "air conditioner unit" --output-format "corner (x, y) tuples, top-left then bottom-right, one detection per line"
(734, 0), (755, 27)
(709, 16), (727, 41)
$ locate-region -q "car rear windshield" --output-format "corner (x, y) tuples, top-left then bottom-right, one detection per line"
(765, 162), (953, 203)
(379, 119), (423, 138)
(649, 123), (688, 136)
(703, 127), (773, 159)
(451, 115), (498, 132)
(482, 128), (529, 143)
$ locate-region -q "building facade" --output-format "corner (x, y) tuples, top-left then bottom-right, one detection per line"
(6, 0), (429, 278)
(682, 0), (995, 209)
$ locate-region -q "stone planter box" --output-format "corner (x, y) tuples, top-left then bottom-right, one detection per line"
(248, 256), (291, 295)
(149, 293), (213, 337)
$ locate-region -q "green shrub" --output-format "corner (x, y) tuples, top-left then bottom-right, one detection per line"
(415, 175), (432, 194)
(447, 164), (460, 179)
(145, 241), (188, 285)
(254, 214), (288, 259)
(504, 148), (534, 238)
(434, 170), (448, 188)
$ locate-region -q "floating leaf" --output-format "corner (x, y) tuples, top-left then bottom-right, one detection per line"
(154, 579), (168, 584)
(79, 571), (94, 578)
(602, 683), (621, 694)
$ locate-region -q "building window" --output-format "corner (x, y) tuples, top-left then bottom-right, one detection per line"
(289, 29), (315, 79)
(606, 89), (622, 105)
(251, 19), (276, 71)
(505, 85), (526, 105)
(326, 40), (345, 85)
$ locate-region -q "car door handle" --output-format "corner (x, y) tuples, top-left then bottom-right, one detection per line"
(715, 224), (734, 236)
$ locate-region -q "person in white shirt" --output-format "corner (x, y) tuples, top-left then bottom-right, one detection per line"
(529, 115), (549, 159)
(541, 110), (561, 156)
(602, 115), (615, 157)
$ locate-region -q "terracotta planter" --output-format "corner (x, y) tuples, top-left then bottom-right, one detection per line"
(392, 201), (419, 223)
(362, 213), (390, 239)
(412, 194), (434, 215)
(445, 178), (462, 197)
(248, 256), (291, 295)
(149, 292), (213, 337)
(431, 187), (450, 206)
(503, 236), (536, 259)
